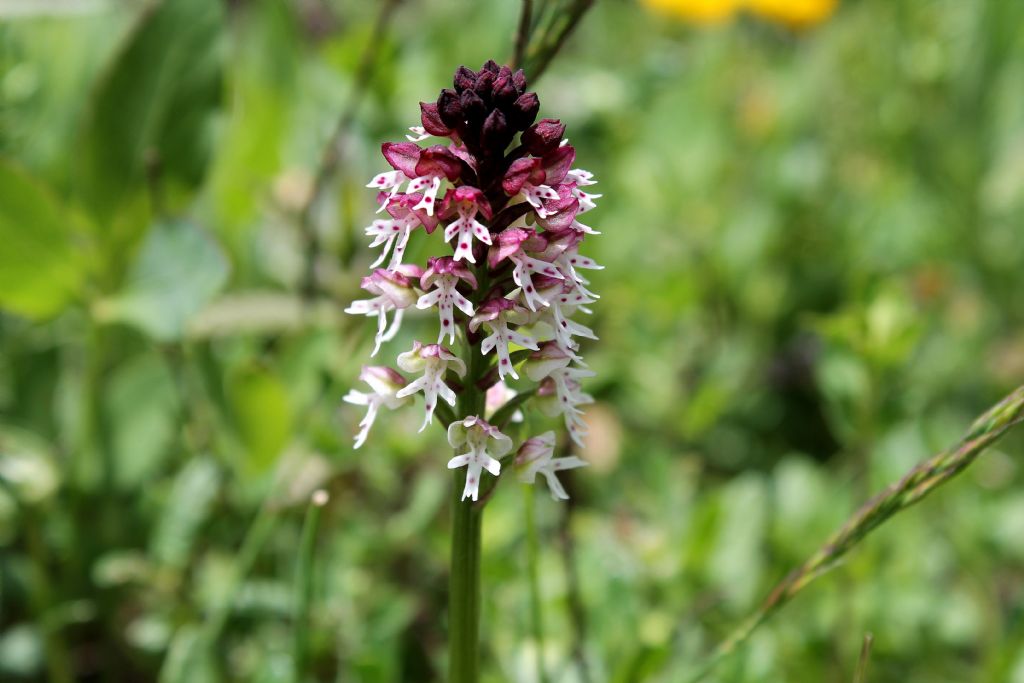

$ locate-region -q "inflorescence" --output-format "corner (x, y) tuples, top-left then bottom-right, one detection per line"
(344, 60), (601, 502)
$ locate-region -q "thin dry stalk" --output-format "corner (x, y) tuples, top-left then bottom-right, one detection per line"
(298, 0), (404, 301)
(854, 632), (874, 683)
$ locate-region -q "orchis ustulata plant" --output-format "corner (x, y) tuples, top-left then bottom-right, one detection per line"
(343, 60), (599, 680)
(345, 59), (600, 495)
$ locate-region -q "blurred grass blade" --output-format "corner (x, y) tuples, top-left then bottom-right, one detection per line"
(292, 490), (328, 683)
(854, 632), (874, 683)
(519, 0), (595, 82)
(160, 498), (278, 683)
(150, 457), (220, 570)
(685, 385), (1024, 682)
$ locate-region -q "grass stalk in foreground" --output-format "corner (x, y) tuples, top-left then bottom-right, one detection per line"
(292, 490), (329, 683)
(686, 384), (1024, 682)
(854, 632), (874, 683)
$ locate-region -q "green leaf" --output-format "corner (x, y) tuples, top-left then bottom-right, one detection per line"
(226, 363), (293, 475)
(150, 456), (220, 570)
(0, 158), (87, 318)
(74, 0), (224, 226)
(103, 352), (179, 488)
(95, 220), (230, 341)
(207, 0), (298, 241)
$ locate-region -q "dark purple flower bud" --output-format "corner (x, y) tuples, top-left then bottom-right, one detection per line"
(508, 92), (540, 130)
(420, 102), (452, 136)
(512, 68), (527, 91)
(481, 109), (511, 153)
(502, 157), (546, 195)
(480, 59), (501, 74)
(459, 89), (486, 125)
(415, 145), (462, 181)
(522, 118), (565, 155)
(437, 89), (463, 128)
(492, 75), (518, 108)
(453, 66), (476, 92)
(473, 70), (495, 100)
(381, 141), (420, 177)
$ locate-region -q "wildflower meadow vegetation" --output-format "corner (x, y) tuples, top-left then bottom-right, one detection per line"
(2, 1), (1024, 682)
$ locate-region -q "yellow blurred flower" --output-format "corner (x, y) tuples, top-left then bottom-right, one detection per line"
(745, 0), (837, 28)
(641, 0), (838, 28)
(640, 0), (739, 25)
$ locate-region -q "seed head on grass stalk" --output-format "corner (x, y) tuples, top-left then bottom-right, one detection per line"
(685, 384), (1024, 683)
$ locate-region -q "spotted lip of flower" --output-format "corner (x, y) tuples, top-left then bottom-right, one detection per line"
(342, 366), (409, 449)
(488, 227), (562, 312)
(531, 275), (597, 357)
(501, 146), (575, 217)
(440, 186), (494, 263)
(447, 416), (513, 502)
(470, 297), (538, 380)
(535, 365), (596, 447)
(380, 142), (462, 216)
(344, 265), (424, 356)
(395, 342), (467, 430)
(417, 256), (478, 344)
(365, 192), (440, 270)
(514, 430), (588, 500)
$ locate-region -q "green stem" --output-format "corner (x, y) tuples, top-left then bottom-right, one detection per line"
(449, 261), (490, 681)
(524, 484), (549, 683)
(292, 491), (328, 683)
(160, 497), (278, 683)
(24, 507), (73, 683)
(449, 479), (483, 682)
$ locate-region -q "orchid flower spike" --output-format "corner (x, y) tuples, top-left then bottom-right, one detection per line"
(344, 60), (603, 504)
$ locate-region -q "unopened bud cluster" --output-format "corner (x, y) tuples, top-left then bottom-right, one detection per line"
(344, 61), (601, 502)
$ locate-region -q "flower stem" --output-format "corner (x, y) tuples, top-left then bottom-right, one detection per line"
(450, 321), (487, 681)
(449, 477), (483, 682)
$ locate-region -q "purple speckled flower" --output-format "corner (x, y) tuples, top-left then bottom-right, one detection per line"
(344, 61), (602, 501)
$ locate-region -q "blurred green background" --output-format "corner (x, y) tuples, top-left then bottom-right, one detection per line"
(3, 0), (1024, 681)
